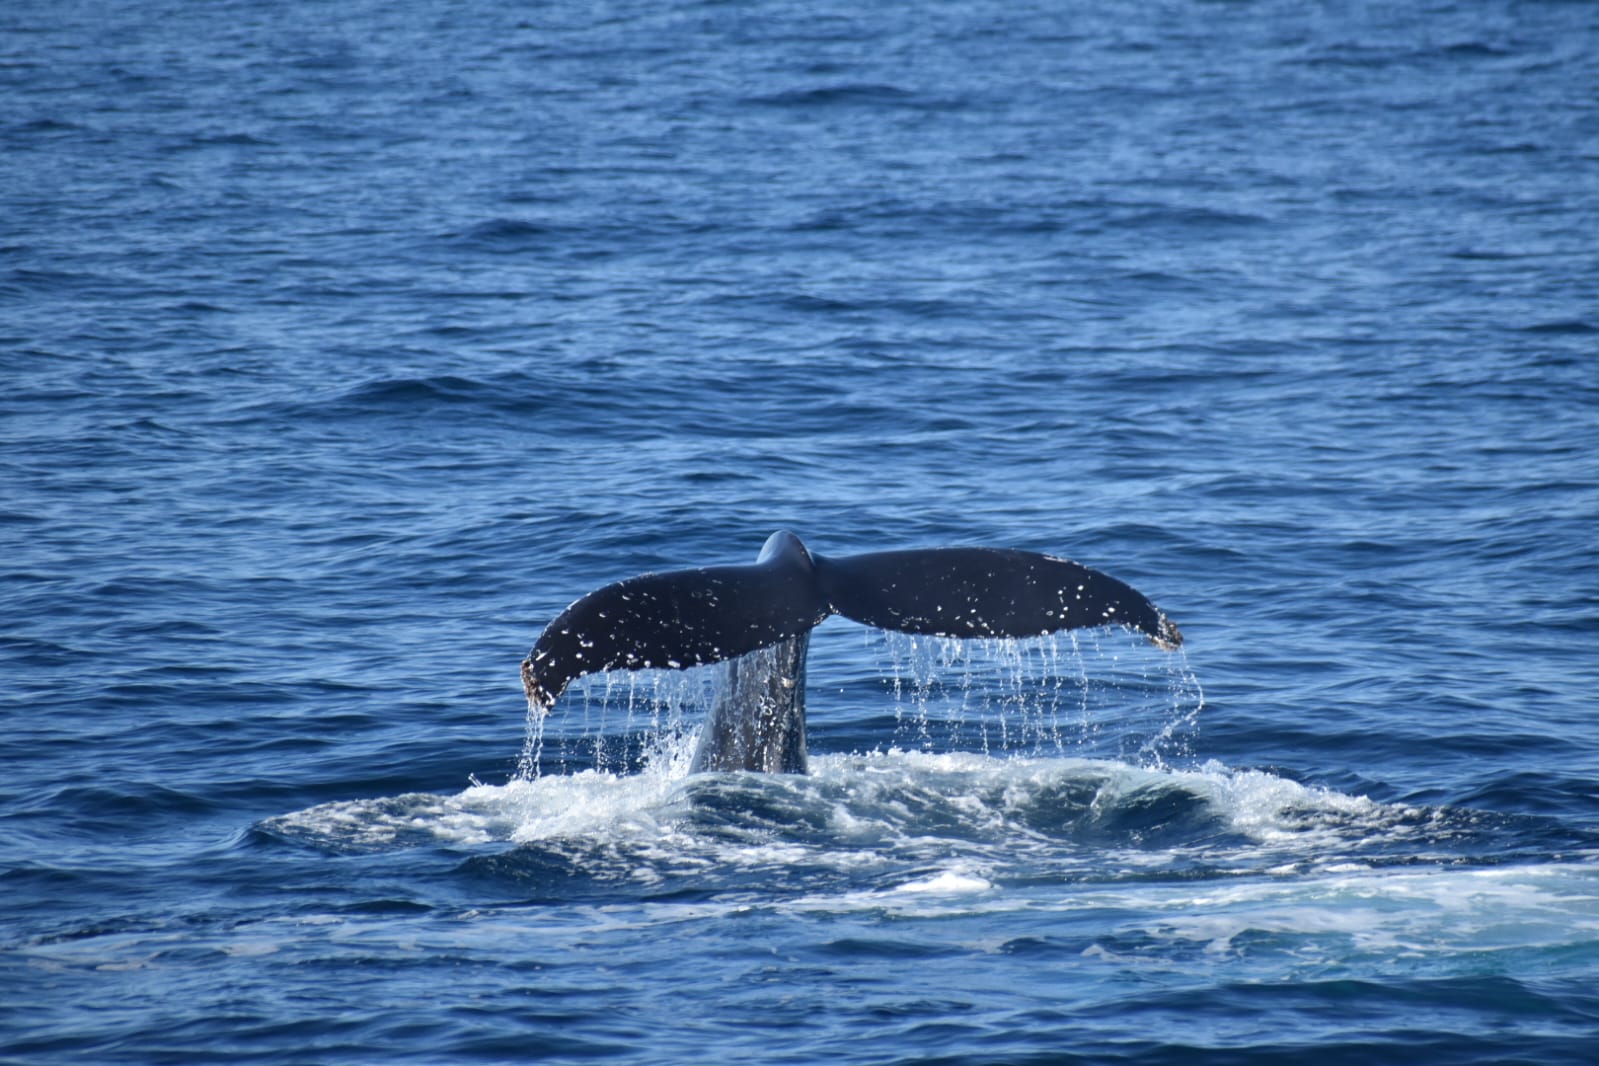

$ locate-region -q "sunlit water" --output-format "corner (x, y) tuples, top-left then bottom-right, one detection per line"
(5, 0), (1598, 1061)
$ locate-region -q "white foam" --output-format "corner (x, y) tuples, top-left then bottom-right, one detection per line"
(894, 869), (994, 895)
(263, 749), (1584, 954)
(1074, 863), (1599, 964)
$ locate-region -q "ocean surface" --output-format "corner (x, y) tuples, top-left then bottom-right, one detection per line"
(4, 0), (1598, 1062)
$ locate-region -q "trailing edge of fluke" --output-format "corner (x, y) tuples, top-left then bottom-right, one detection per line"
(521, 530), (1181, 711)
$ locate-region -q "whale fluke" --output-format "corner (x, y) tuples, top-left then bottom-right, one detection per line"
(817, 547), (1181, 650)
(521, 530), (829, 709)
(521, 531), (1181, 773)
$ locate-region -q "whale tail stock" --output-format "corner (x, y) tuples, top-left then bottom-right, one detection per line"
(521, 530), (1181, 712)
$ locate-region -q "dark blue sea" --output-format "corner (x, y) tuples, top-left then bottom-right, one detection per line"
(5, 0), (1598, 1062)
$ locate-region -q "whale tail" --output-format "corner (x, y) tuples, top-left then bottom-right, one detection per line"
(522, 532), (1181, 772)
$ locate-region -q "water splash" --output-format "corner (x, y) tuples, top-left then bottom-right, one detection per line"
(514, 693), (549, 781)
(261, 750), (1567, 884)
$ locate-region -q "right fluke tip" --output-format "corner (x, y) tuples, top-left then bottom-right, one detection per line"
(1153, 613), (1183, 651)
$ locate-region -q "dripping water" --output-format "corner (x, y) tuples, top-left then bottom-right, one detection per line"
(517, 629), (1203, 778)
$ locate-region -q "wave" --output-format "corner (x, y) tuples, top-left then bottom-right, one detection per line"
(251, 750), (1599, 978)
(257, 750), (1581, 874)
(743, 83), (965, 112)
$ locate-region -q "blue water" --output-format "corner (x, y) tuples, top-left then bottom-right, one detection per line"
(5, 0), (1599, 1061)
